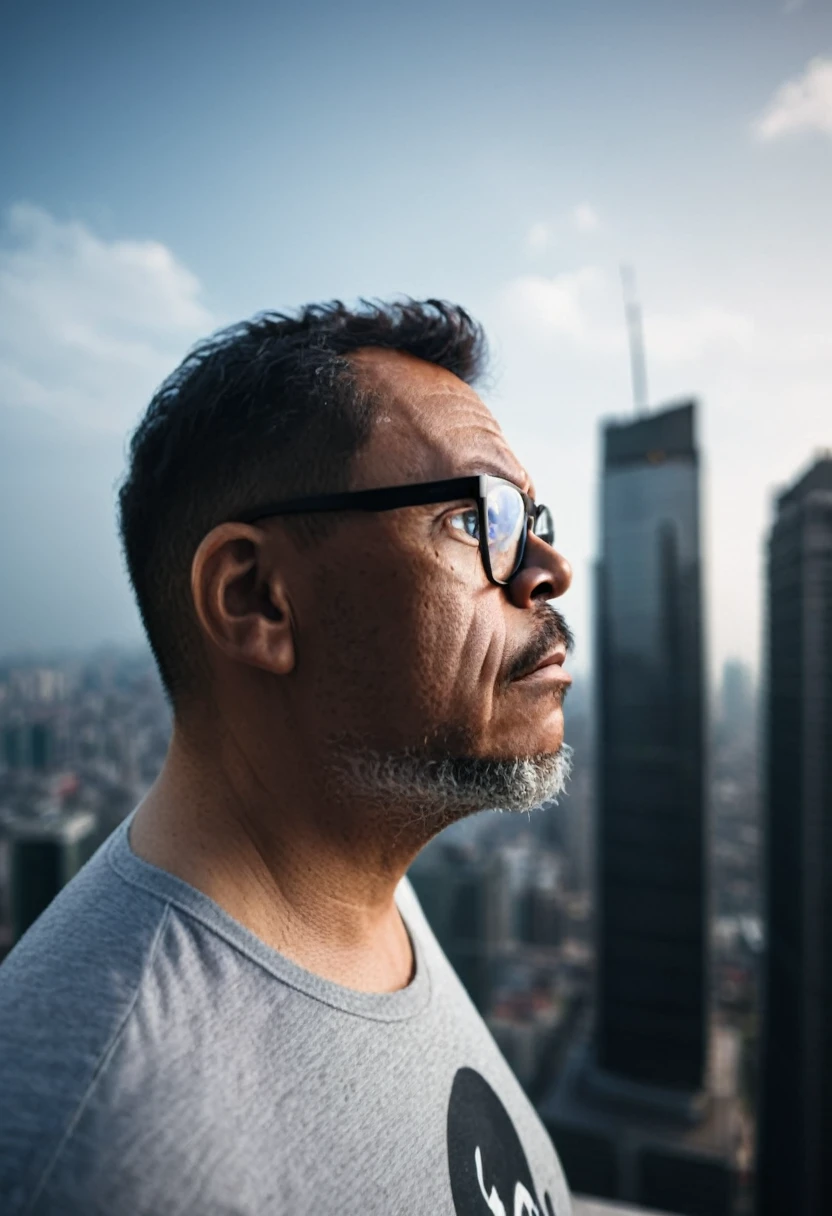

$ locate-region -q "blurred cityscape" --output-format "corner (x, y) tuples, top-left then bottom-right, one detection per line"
(0, 651), (170, 953)
(0, 435), (829, 1216)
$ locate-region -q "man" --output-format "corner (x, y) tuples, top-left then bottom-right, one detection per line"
(0, 299), (574, 1215)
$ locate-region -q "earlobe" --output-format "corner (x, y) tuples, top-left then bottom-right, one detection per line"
(260, 575), (296, 675)
(190, 524), (296, 677)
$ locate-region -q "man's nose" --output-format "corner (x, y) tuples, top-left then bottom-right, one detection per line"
(507, 532), (572, 607)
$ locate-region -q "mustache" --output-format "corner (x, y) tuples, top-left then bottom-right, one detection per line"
(505, 604), (574, 684)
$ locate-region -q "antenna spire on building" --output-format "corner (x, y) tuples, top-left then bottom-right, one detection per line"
(621, 264), (649, 415)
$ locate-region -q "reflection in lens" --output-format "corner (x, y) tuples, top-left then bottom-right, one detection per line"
(534, 505), (555, 546)
(486, 483), (526, 580)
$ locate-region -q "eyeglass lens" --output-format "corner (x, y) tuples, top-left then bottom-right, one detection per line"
(486, 483), (528, 581)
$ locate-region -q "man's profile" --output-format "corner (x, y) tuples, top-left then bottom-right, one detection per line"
(0, 299), (574, 1214)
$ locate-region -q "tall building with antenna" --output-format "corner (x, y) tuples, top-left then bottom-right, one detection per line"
(542, 280), (739, 1216)
(595, 400), (707, 1093)
(621, 265), (649, 415)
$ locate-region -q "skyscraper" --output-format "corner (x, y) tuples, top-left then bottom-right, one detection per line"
(595, 399), (707, 1094)
(543, 402), (736, 1216)
(5, 810), (98, 943)
(758, 454), (832, 1216)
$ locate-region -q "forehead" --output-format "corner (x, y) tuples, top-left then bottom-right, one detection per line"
(349, 348), (528, 488)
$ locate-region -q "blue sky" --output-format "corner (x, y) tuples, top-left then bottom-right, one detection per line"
(1, 0), (831, 682)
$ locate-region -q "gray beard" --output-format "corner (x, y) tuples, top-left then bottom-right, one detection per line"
(326, 741), (573, 838)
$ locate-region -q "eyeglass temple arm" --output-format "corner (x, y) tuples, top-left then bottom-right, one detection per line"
(236, 476), (487, 524)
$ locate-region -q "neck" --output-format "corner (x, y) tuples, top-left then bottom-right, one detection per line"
(130, 720), (418, 993)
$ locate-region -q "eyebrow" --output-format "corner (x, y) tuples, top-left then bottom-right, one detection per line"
(468, 463), (532, 493)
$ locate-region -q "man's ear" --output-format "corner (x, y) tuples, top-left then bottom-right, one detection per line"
(190, 523), (295, 676)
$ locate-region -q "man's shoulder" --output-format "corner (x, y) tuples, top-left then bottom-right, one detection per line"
(0, 829), (170, 1033)
(0, 833), (172, 1212)
(0, 824), (307, 1214)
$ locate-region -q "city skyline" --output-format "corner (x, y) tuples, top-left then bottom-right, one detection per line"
(1, 1), (831, 682)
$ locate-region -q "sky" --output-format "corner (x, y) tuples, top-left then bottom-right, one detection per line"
(1, 0), (830, 686)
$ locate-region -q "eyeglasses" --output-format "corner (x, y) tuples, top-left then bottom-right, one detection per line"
(236, 474), (555, 587)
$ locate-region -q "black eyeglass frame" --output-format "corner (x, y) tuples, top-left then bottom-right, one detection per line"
(235, 474), (555, 587)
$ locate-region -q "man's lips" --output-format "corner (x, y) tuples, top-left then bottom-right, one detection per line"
(504, 607), (574, 685)
(513, 647), (571, 684)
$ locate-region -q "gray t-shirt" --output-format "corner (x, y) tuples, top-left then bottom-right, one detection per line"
(0, 815), (571, 1216)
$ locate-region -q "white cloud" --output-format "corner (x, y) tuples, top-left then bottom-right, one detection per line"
(501, 266), (618, 348)
(572, 203), (600, 232)
(526, 204), (602, 253)
(500, 267), (753, 367)
(0, 204), (216, 431)
(753, 55), (832, 141)
(526, 221), (553, 253)
(645, 307), (755, 363)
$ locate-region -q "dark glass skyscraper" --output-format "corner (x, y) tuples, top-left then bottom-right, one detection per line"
(543, 402), (737, 1216)
(759, 454), (832, 1216)
(544, 401), (734, 1216)
(596, 400), (707, 1093)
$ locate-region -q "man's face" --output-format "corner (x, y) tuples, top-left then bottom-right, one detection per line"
(284, 349), (573, 780)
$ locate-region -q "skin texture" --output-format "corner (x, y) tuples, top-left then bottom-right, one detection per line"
(131, 349), (572, 993)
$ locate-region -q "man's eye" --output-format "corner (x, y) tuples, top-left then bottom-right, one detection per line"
(448, 508), (480, 540)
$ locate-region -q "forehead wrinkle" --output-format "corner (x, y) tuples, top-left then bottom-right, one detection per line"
(376, 396), (527, 486)
(351, 348), (529, 487)
(352, 348), (488, 426)
(405, 392), (530, 488)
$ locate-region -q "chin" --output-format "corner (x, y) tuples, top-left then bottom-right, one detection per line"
(486, 710), (564, 761)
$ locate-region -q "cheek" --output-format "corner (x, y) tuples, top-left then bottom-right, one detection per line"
(296, 550), (451, 740)
(409, 583), (507, 731)
(411, 591), (472, 695)
(296, 529), (510, 744)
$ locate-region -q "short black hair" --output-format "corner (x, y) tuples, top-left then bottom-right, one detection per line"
(118, 298), (487, 703)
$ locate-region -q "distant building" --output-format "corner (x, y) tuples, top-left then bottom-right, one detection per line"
(488, 1003), (563, 1093)
(2, 721), (27, 771)
(409, 841), (513, 1013)
(3, 811), (98, 943)
(543, 402), (738, 1215)
(595, 400), (707, 1092)
(30, 721), (56, 773)
(558, 677), (594, 894)
(758, 454), (832, 1216)
(1, 718), (58, 774)
(518, 879), (562, 950)
(719, 659), (756, 745)
(8, 666), (68, 705)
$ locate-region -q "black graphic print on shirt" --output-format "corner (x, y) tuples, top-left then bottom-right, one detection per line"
(446, 1067), (556, 1216)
